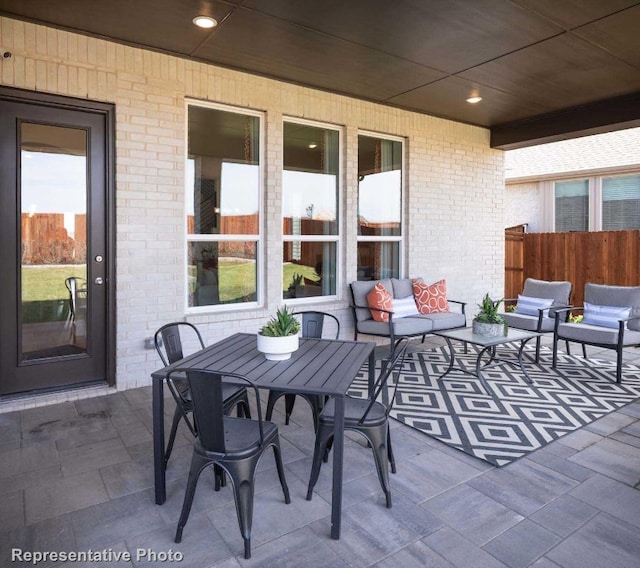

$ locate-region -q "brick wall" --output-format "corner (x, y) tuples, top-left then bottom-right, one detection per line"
(0, 16), (505, 391)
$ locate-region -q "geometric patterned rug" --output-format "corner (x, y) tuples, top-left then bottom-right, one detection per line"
(348, 345), (640, 466)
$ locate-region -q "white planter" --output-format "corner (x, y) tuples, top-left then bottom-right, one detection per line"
(256, 333), (299, 361)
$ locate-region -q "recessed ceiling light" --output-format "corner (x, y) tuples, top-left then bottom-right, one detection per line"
(466, 96), (482, 104)
(193, 16), (217, 29)
(308, 143), (318, 149)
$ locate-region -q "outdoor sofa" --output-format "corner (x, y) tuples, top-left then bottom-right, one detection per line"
(349, 278), (466, 347)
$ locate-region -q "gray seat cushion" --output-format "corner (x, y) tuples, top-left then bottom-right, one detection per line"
(585, 283), (640, 332)
(503, 312), (555, 332)
(408, 312), (466, 331)
(357, 316), (434, 337)
(557, 322), (640, 346)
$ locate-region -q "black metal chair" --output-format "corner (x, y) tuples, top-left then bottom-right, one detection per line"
(306, 337), (409, 508)
(154, 322), (251, 468)
(265, 311), (340, 430)
(171, 368), (291, 559)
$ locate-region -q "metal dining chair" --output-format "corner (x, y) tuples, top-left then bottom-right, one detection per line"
(171, 368), (290, 559)
(154, 322), (251, 468)
(306, 337), (409, 508)
(265, 311), (340, 430)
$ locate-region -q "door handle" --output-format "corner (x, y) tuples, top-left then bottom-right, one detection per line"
(95, 277), (104, 285)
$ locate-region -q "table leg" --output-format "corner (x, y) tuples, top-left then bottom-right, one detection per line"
(152, 377), (166, 505)
(368, 349), (375, 397)
(517, 337), (538, 384)
(475, 346), (495, 396)
(331, 395), (345, 540)
(437, 337), (457, 379)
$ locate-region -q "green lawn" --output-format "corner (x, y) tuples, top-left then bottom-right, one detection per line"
(22, 265), (86, 302)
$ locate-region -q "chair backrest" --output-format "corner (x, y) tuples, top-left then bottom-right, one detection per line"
(294, 311), (340, 339)
(154, 322), (205, 366)
(359, 337), (409, 424)
(585, 282), (640, 331)
(169, 368), (262, 453)
(522, 278), (572, 306)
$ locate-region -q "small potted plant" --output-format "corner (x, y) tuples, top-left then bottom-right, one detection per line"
(257, 306), (301, 360)
(472, 293), (508, 337)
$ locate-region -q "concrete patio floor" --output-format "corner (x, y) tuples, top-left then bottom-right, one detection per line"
(1, 337), (640, 568)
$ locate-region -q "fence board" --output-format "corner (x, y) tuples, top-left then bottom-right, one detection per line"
(509, 229), (640, 308)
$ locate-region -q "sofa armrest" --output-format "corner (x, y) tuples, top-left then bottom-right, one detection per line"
(448, 299), (466, 315)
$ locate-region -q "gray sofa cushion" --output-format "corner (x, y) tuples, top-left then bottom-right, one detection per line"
(391, 277), (420, 299)
(585, 282), (640, 332)
(410, 312), (466, 331)
(557, 322), (640, 346)
(358, 316), (434, 337)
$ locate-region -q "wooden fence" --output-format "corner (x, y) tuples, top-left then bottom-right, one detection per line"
(505, 229), (640, 308)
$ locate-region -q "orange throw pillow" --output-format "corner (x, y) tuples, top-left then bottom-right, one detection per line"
(412, 278), (450, 314)
(366, 281), (393, 322)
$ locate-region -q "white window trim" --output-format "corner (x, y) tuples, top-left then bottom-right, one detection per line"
(282, 116), (343, 304)
(184, 99), (265, 314)
(356, 130), (405, 278)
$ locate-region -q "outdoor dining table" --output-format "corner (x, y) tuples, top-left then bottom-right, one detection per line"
(151, 331), (376, 540)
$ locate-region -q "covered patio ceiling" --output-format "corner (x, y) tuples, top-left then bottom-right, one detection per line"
(2, 0), (640, 149)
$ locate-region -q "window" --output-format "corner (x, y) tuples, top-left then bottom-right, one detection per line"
(357, 134), (403, 280)
(186, 103), (262, 309)
(282, 120), (340, 300)
(551, 173), (640, 232)
(554, 179), (589, 232)
(602, 174), (640, 230)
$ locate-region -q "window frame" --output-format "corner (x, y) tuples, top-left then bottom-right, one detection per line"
(282, 116), (343, 305)
(184, 99), (265, 314)
(356, 130), (405, 280)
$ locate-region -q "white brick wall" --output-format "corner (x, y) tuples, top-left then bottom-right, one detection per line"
(0, 16), (504, 396)
(505, 182), (543, 233)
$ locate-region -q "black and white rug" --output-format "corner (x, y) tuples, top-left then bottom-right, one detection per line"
(348, 345), (640, 467)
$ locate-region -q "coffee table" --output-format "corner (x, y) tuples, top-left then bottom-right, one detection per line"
(430, 327), (541, 396)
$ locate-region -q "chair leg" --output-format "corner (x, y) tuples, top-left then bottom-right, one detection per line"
(582, 343), (588, 359)
(164, 406), (183, 468)
(552, 336), (559, 368)
(306, 425), (333, 500)
(387, 428), (396, 474)
(265, 390), (281, 422)
(534, 336), (541, 363)
(616, 348), (623, 384)
(271, 440), (291, 504)
(363, 425), (392, 508)
(175, 453), (209, 543)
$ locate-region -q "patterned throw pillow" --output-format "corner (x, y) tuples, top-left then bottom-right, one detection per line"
(367, 281), (393, 322)
(412, 278), (450, 314)
(582, 302), (631, 329)
(514, 295), (554, 317)
(393, 296), (420, 318)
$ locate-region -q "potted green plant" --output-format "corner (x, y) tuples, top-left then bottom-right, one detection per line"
(257, 306), (301, 360)
(472, 293), (508, 337)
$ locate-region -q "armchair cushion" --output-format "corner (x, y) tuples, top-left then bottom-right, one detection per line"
(556, 322), (640, 346)
(412, 278), (450, 314)
(582, 302), (631, 329)
(515, 295), (554, 317)
(503, 311), (556, 332)
(367, 281), (393, 322)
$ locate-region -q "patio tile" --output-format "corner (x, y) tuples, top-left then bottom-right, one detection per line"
(525, 448), (596, 482)
(527, 495), (598, 538)
(235, 526), (347, 568)
(392, 448), (485, 504)
(20, 401), (79, 436)
(568, 437), (640, 486)
(24, 470), (110, 524)
(0, 490), (25, 533)
(422, 485), (523, 546)
(545, 513), (640, 568)
(373, 539), (455, 568)
(468, 458), (577, 516)
(126, 513), (232, 568)
(0, 440), (59, 479)
(529, 558), (562, 568)
(555, 428), (602, 451)
(0, 410), (20, 444)
(99, 459), (154, 499)
(568, 474), (640, 529)
(482, 519), (561, 568)
(58, 437), (131, 475)
(424, 526), (508, 568)
(583, 410), (637, 436)
(70, 491), (166, 549)
(0, 514), (76, 568)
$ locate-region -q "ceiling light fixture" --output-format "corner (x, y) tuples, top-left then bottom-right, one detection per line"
(308, 143), (318, 149)
(466, 95), (482, 104)
(192, 16), (217, 29)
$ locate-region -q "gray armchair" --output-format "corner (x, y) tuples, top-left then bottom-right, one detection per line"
(503, 278), (572, 361)
(552, 283), (640, 384)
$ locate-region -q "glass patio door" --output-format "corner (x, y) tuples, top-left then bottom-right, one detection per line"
(0, 89), (114, 395)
